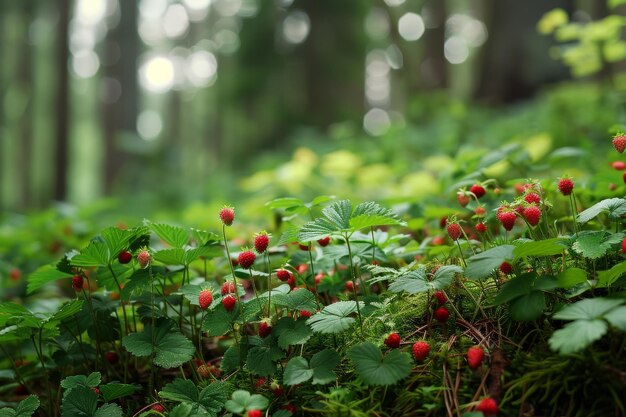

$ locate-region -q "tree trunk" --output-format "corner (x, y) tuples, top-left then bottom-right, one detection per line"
(53, 0), (70, 201)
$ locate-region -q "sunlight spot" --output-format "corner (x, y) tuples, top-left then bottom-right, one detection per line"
(139, 55), (175, 93)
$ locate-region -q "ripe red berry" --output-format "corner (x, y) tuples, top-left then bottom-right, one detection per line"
(254, 377), (267, 389)
(447, 223), (462, 241)
(433, 291), (447, 305)
(467, 346), (485, 369)
(281, 404), (296, 414)
(439, 216), (448, 228)
(259, 321), (272, 338)
(137, 250), (151, 269)
(222, 294), (237, 312)
(434, 307), (449, 323)
(238, 250), (256, 269)
(197, 364), (212, 378)
(470, 184), (486, 198)
(219, 206), (235, 226)
(431, 236), (445, 246)
(276, 269), (292, 282)
(345, 281), (354, 292)
(522, 205), (541, 226)
(299, 243), (310, 251)
(475, 222), (487, 234)
(557, 177), (574, 196)
(476, 397), (498, 414)
(287, 275), (297, 289)
(412, 341), (430, 361)
(524, 193), (541, 205)
(105, 351), (119, 365)
(72, 275), (84, 292)
(475, 206), (486, 216)
(118, 251), (132, 264)
(270, 380), (284, 396)
(621, 237), (626, 254)
(496, 210), (516, 231)
(499, 262), (513, 275)
(612, 161), (626, 170)
(384, 332), (401, 348)
(254, 232), (270, 254)
(93, 387), (101, 395)
(457, 192), (470, 207)
(151, 404), (165, 412)
(613, 133), (626, 153)
(300, 310), (312, 319)
(199, 289), (213, 310)
(315, 272), (324, 285)
(317, 236), (331, 247)
(297, 264), (308, 274)
(247, 410), (263, 417)
(221, 281), (236, 295)
(9, 268), (21, 281)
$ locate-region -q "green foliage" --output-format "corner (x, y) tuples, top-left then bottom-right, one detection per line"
(306, 301), (362, 334)
(388, 265), (461, 294)
(123, 320), (195, 368)
(159, 379), (230, 416)
(224, 390), (269, 414)
(348, 342), (412, 386)
(465, 245), (514, 280)
(0, 396), (40, 417)
(283, 349), (340, 385)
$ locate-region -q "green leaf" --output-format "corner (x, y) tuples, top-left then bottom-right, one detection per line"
(323, 200), (353, 229)
(202, 305), (236, 336)
(71, 240), (110, 268)
(123, 321), (195, 368)
(283, 357), (312, 386)
(597, 261), (626, 287)
(159, 379), (229, 417)
(310, 349), (340, 384)
(246, 345), (281, 377)
(159, 379), (199, 403)
(388, 265), (460, 294)
(99, 383), (139, 402)
(265, 197), (304, 211)
(349, 201), (406, 230)
(577, 198), (626, 223)
(605, 306), (626, 330)
(149, 222), (189, 248)
(61, 385), (122, 417)
(272, 289), (317, 311)
(169, 403), (193, 417)
(549, 319), (608, 354)
(509, 291), (545, 321)
(273, 317), (313, 349)
(465, 245), (514, 280)
(60, 372), (101, 390)
(0, 396), (40, 417)
(572, 232), (623, 259)
(348, 342), (411, 386)
(306, 301), (360, 334)
(557, 268), (588, 288)
(553, 298), (624, 320)
(220, 345), (241, 374)
(45, 300), (84, 327)
(513, 238), (568, 259)
(26, 264), (74, 294)
(153, 248), (187, 265)
(93, 404), (123, 417)
(225, 390), (269, 414)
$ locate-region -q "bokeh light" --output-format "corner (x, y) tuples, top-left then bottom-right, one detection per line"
(139, 55), (175, 93)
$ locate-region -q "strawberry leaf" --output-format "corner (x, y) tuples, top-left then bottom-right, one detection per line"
(577, 198), (626, 224)
(465, 245), (515, 280)
(283, 357), (312, 386)
(26, 264), (74, 295)
(513, 238), (568, 259)
(388, 265), (458, 294)
(147, 222), (189, 248)
(0, 395), (40, 417)
(306, 301), (362, 334)
(99, 383), (140, 403)
(273, 317), (313, 349)
(348, 342), (411, 386)
(159, 379), (229, 416)
(549, 320), (608, 354)
(122, 320), (195, 368)
(225, 390), (269, 414)
(283, 349), (339, 386)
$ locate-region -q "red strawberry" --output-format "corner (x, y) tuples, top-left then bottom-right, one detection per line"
(621, 237), (626, 254)
(470, 184), (486, 198)
(317, 236), (331, 247)
(499, 262), (513, 275)
(297, 264), (308, 274)
(287, 275), (296, 289)
(72, 275), (84, 292)
(496, 210), (516, 231)
(345, 281), (354, 292)
(105, 351), (119, 365)
(476, 397), (498, 415)
(219, 206), (235, 226)
(433, 307), (449, 323)
(299, 243), (310, 251)
(247, 410), (263, 417)
(610, 182), (617, 191)
(613, 133), (626, 153)
(118, 251), (132, 264)
(612, 161), (626, 170)
(270, 381), (284, 396)
(524, 193), (541, 205)
(199, 289), (213, 310)
(457, 192), (470, 207)
(467, 346), (485, 369)
(475, 206), (486, 216)
(151, 404), (165, 413)
(137, 250), (151, 269)
(557, 177), (574, 196)
(221, 281), (236, 295)
(433, 291), (447, 305)
(222, 294), (237, 312)
(412, 341), (430, 361)
(276, 269), (292, 282)
(475, 222), (487, 234)
(197, 364), (212, 378)
(439, 216), (448, 228)
(431, 236), (445, 246)
(93, 387), (101, 395)
(254, 377), (267, 389)
(281, 404), (296, 414)
(300, 310), (312, 319)
(447, 223), (462, 241)
(9, 268), (21, 281)
(384, 332), (401, 348)
(522, 205), (541, 226)
(259, 320), (272, 338)
(315, 272), (324, 285)
(238, 250), (256, 269)
(254, 232), (270, 254)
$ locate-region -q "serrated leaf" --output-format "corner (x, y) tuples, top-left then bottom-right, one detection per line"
(549, 319), (608, 354)
(597, 261), (626, 287)
(225, 390), (269, 414)
(159, 380), (229, 417)
(169, 403), (193, 417)
(283, 357), (312, 386)
(71, 241), (110, 268)
(272, 289), (317, 311)
(389, 265), (459, 294)
(509, 291), (545, 321)
(100, 383), (139, 402)
(465, 245), (515, 280)
(45, 300), (84, 327)
(220, 345), (241, 374)
(149, 223), (189, 248)
(246, 345), (281, 377)
(61, 385), (121, 417)
(26, 264), (74, 294)
(123, 321), (195, 368)
(572, 232), (622, 259)
(577, 198), (626, 223)
(553, 298), (624, 320)
(514, 238), (568, 259)
(310, 349), (340, 384)
(0, 396), (40, 417)
(265, 197), (305, 211)
(306, 301), (360, 334)
(153, 248), (186, 265)
(557, 268), (588, 288)
(273, 317), (313, 349)
(323, 200), (352, 229)
(93, 404), (123, 417)
(349, 201), (406, 230)
(61, 372), (101, 390)
(348, 342), (411, 386)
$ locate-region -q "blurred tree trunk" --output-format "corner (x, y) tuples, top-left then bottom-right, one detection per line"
(421, 0), (448, 90)
(53, 0), (70, 201)
(19, 3), (34, 208)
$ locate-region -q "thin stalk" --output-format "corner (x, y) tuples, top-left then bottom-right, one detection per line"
(569, 193), (579, 237)
(265, 252), (272, 317)
(222, 224), (241, 304)
(81, 284), (102, 369)
(33, 330), (53, 416)
(248, 268), (264, 312)
(455, 240), (467, 267)
(108, 264), (130, 335)
(345, 234), (364, 338)
(198, 311), (206, 359)
(370, 227), (376, 262)
(307, 246), (322, 310)
(149, 265), (156, 394)
(178, 265), (188, 330)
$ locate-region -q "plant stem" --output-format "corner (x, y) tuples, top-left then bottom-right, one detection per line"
(345, 234), (364, 338)
(222, 224), (241, 304)
(108, 264), (130, 335)
(265, 252), (272, 317)
(569, 193), (579, 237)
(307, 245), (322, 310)
(455, 240), (467, 267)
(33, 330), (53, 416)
(248, 268), (264, 313)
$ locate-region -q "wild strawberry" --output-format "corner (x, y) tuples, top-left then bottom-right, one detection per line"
(557, 177), (574, 196)
(238, 250), (256, 269)
(412, 341), (430, 361)
(299, 243), (310, 251)
(613, 133), (626, 153)
(610, 182), (617, 191)
(270, 381), (284, 396)
(219, 206), (235, 226)
(137, 250), (151, 269)
(259, 321), (272, 338)
(9, 268), (21, 281)
(247, 410), (263, 417)
(276, 269), (292, 282)
(475, 206), (486, 216)
(297, 264), (308, 274)
(72, 275), (84, 292)
(317, 236), (331, 247)
(315, 272), (324, 285)
(524, 193), (541, 205)
(433, 291), (447, 305)
(514, 183), (526, 195)
(281, 404), (296, 414)
(287, 275), (297, 289)
(470, 184), (486, 198)
(231, 258), (239, 267)
(222, 294), (237, 312)
(612, 161), (626, 170)
(499, 262), (513, 275)
(496, 210), (516, 231)
(384, 332), (401, 348)
(621, 237), (626, 254)
(254, 232), (270, 254)
(434, 307), (449, 323)
(457, 192), (470, 207)
(105, 351), (119, 365)
(467, 346), (485, 369)
(93, 387), (101, 395)
(431, 236), (445, 246)
(254, 377), (267, 389)
(221, 281), (236, 295)
(199, 289), (213, 310)
(345, 281), (354, 292)
(300, 310), (312, 319)
(475, 222), (487, 234)
(522, 205), (541, 226)
(447, 223), (462, 241)
(151, 404), (165, 412)
(476, 397), (498, 414)
(118, 250), (132, 264)
(439, 216), (448, 228)
(197, 364), (212, 378)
